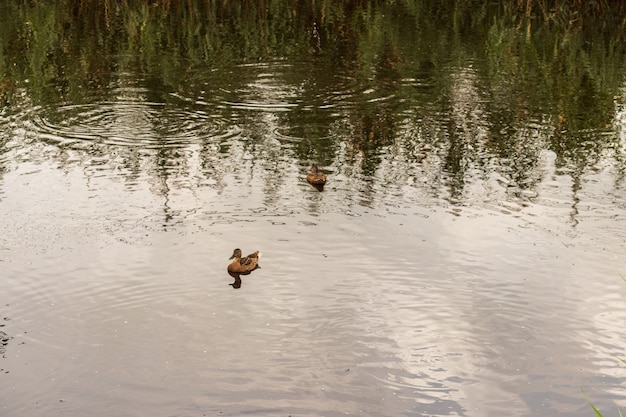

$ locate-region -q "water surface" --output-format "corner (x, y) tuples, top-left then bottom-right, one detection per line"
(1, 2), (625, 416)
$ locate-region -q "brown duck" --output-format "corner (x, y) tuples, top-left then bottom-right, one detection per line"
(307, 164), (327, 187)
(227, 248), (262, 275)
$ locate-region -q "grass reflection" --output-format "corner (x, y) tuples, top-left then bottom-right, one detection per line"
(0, 0), (624, 207)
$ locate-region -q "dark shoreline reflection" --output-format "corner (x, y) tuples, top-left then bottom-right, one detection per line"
(0, 0), (623, 223)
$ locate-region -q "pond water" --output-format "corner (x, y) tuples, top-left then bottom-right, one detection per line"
(1, 2), (625, 416)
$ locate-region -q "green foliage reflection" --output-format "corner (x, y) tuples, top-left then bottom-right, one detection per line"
(0, 0), (624, 200)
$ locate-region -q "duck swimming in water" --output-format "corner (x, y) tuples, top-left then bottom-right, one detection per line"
(227, 248), (262, 275)
(307, 164), (327, 189)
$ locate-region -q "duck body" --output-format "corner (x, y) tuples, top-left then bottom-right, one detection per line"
(307, 164), (327, 186)
(227, 248), (262, 275)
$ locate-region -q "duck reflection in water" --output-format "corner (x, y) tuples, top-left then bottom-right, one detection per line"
(306, 164), (327, 191)
(227, 248), (261, 289)
(228, 271), (242, 288)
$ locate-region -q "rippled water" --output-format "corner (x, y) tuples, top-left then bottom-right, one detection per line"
(1, 19), (626, 417)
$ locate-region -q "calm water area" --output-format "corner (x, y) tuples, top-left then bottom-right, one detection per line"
(1, 1), (625, 416)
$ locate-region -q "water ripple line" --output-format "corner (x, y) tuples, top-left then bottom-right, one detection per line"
(19, 102), (237, 150)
